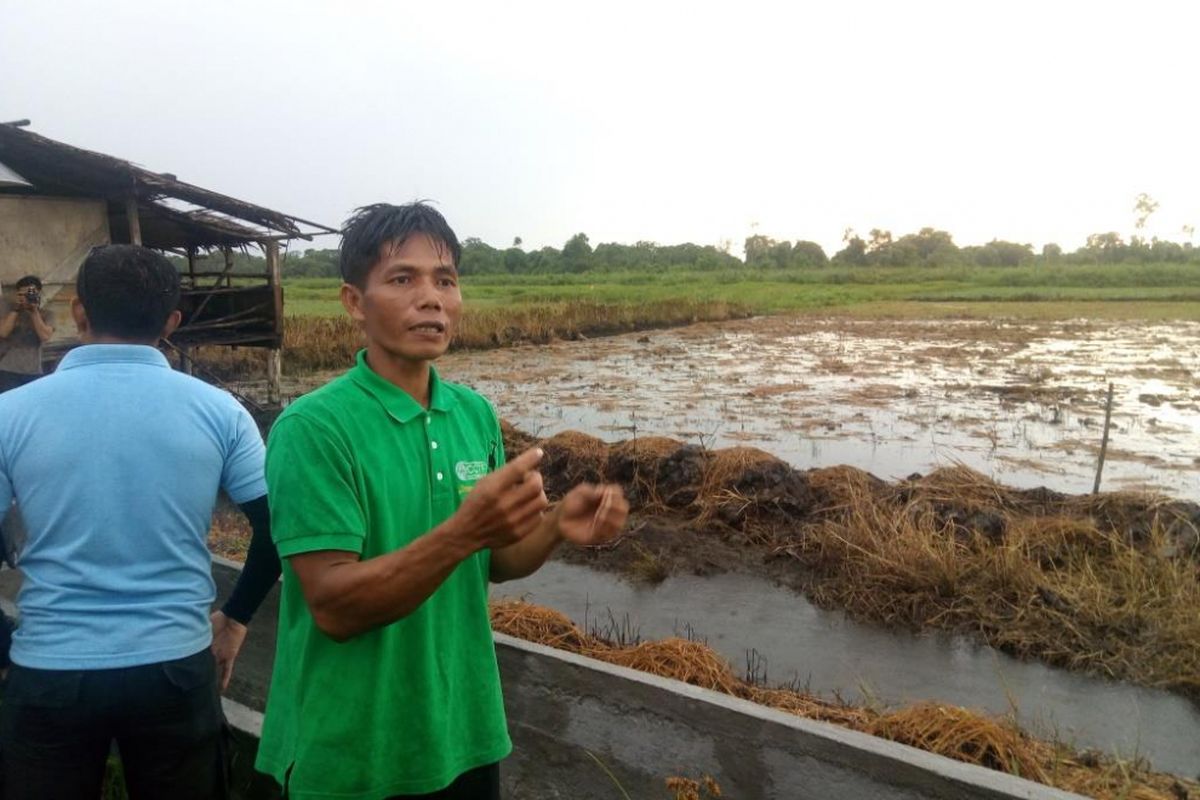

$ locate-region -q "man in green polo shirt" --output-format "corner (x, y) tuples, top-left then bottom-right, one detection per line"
(257, 202), (628, 800)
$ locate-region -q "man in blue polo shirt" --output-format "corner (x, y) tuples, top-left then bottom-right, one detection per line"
(0, 244), (273, 799)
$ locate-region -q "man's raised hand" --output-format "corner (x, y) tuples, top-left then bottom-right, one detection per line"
(556, 483), (629, 546)
(451, 447), (549, 550)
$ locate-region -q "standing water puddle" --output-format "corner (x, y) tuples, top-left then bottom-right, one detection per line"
(496, 561), (1200, 778)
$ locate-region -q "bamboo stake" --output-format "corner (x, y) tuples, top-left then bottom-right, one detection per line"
(1092, 382), (1114, 494)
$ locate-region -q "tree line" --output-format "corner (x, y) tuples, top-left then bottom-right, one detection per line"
(170, 224), (1200, 279)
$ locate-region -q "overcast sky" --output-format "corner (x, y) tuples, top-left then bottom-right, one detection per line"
(2, 0), (1197, 255)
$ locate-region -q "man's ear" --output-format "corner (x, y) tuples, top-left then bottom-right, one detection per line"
(159, 309), (182, 340)
(70, 297), (91, 340)
(340, 283), (366, 323)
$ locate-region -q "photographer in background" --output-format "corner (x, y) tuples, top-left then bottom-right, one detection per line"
(0, 275), (55, 392)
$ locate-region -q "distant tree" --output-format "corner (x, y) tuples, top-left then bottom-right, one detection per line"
(459, 238), (504, 274)
(512, 236), (523, 247)
(864, 227), (959, 266)
(279, 248), (339, 278)
(562, 232), (593, 272)
(972, 239), (1033, 267)
(790, 240), (828, 268)
(768, 240), (793, 269)
(832, 229), (868, 266)
(1082, 231), (1126, 263)
(1042, 243), (1062, 260)
(503, 247), (528, 273)
(867, 228), (893, 253)
(1149, 239), (1186, 262)
(743, 234), (773, 266)
(526, 246), (563, 273)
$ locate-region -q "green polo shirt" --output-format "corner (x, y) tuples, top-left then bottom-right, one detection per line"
(256, 352), (511, 799)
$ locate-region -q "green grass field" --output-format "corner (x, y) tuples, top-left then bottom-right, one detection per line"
(281, 262), (1200, 320)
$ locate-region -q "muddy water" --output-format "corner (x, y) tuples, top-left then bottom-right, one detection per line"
(435, 317), (1200, 499)
(495, 560), (1200, 778)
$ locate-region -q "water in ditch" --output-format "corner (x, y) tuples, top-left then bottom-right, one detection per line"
(495, 560), (1200, 778)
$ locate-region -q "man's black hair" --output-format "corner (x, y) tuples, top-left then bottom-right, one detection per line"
(339, 202), (462, 288)
(76, 245), (181, 341)
(14, 275), (41, 290)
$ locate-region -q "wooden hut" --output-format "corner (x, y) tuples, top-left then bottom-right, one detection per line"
(0, 122), (335, 404)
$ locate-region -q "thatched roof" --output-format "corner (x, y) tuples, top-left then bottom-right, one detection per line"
(0, 125), (335, 249)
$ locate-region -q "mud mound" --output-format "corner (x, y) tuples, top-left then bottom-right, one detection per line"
(697, 448), (817, 537)
(868, 703), (1048, 781)
(1070, 493), (1200, 555)
(1010, 516), (1117, 568)
(657, 445), (708, 507)
(500, 419), (538, 459)
(605, 436), (683, 506)
(539, 430), (608, 498)
(806, 465), (887, 511)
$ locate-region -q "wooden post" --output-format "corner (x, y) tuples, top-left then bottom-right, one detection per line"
(186, 246), (196, 287)
(267, 349), (282, 405)
(125, 196), (142, 245)
(1093, 382), (1115, 494)
(265, 240), (283, 405)
(223, 247), (234, 288)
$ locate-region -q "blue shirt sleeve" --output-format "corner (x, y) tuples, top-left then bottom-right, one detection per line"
(221, 402), (268, 504)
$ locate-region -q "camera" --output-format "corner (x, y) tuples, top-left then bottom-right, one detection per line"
(20, 287), (40, 307)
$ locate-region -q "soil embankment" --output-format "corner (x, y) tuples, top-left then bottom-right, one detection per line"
(502, 423), (1200, 704)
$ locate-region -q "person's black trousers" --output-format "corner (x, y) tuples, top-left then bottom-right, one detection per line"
(0, 647), (229, 800)
(385, 762), (500, 800)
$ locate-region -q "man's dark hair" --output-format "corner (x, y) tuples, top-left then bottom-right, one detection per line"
(339, 202), (461, 288)
(76, 245), (181, 341)
(14, 275), (41, 290)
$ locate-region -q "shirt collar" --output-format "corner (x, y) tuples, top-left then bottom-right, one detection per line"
(57, 344), (171, 371)
(349, 350), (454, 423)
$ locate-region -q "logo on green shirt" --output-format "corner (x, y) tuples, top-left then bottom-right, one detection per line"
(455, 460), (488, 482)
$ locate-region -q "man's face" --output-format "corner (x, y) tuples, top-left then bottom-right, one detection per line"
(14, 283), (38, 307)
(344, 234), (462, 364)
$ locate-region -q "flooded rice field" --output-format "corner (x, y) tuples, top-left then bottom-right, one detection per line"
(438, 316), (1200, 500)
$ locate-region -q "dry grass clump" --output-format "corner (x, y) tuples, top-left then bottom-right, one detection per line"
(805, 465), (888, 512)
(690, 447), (817, 541)
(666, 775), (723, 800)
(490, 598), (1195, 800)
(539, 430), (609, 498)
(786, 464), (1200, 699)
(605, 436), (683, 509)
(488, 597), (592, 652)
(694, 447), (780, 523)
(867, 703), (1049, 781)
(606, 638), (741, 694)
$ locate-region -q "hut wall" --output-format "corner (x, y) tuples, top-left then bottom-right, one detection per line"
(0, 195), (109, 343)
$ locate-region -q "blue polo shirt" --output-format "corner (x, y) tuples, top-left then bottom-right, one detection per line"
(0, 344), (267, 669)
